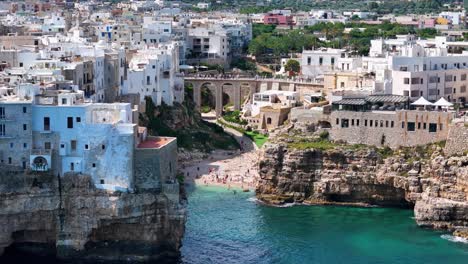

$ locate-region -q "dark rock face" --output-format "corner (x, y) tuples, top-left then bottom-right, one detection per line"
(256, 143), (468, 231)
(0, 173), (186, 262)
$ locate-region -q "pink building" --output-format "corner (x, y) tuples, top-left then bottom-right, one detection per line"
(420, 19), (436, 29)
(263, 13), (295, 26)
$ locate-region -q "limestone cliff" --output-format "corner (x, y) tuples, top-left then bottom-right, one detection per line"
(256, 139), (468, 232)
(0, 172), (186, 262)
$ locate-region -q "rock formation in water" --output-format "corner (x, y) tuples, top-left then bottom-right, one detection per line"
(256, 126), (468, 233)
(0, 172), (186, 262)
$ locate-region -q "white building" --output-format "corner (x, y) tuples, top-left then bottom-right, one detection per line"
(301, 48), (348, 77)
(123, 42), (183, 106)
(250, 90), (299, 117)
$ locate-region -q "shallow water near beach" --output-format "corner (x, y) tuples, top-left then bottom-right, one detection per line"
(181, 185), (468, 264)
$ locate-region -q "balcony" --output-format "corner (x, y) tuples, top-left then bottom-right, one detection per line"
(31, 148), (52, 155)
(0, 116), (14, 122)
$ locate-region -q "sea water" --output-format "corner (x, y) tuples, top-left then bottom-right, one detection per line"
(181, 185), (468, 264)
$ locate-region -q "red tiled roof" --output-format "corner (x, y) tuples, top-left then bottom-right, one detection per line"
(137, 137), (173, 149)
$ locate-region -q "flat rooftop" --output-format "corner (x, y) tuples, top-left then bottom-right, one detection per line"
(137, 136), (176, 149)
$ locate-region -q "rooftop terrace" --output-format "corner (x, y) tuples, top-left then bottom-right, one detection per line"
(137, 136), (176, 149)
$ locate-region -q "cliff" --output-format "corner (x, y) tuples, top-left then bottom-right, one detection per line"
(140, 98), (239, 152)
(0, 171), (186, 262)
(256, 137), (468, 232)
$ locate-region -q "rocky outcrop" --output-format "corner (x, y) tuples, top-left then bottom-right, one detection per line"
(0, 171), (186, 262)
(256, 142), (468, 231)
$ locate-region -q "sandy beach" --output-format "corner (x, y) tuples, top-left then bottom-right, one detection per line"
(180, 148), (260, 190)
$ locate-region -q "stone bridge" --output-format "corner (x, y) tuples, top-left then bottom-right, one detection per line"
(184, 77), (324, 117)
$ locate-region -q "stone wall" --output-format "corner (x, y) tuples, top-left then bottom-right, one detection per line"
(445, 123), (468, 156)
(290, 108), (329, 124)
(329, 110), (452, 148)
(133, 137), (178, 191)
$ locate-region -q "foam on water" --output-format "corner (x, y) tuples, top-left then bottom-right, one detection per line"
(441, 234), (468, 244)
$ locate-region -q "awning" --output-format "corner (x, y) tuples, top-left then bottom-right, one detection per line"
(433, 97), (453, 107)
(179, 65), (194, 70)
(411, 97), (433, 106)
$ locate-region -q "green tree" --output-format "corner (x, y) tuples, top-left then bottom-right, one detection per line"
(284, 60), (300, 74)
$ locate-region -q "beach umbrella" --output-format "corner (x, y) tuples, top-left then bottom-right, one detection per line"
(411, 96), (433, 106)
(433, 97), (453, 107)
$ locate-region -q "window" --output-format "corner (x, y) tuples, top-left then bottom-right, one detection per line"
(423, 123), (427, 130)
(404, 78), (410, 84)
(402, 122), (405, 129)
(23, 124), (27, 131)
(23, 143), (27, 148)
(0, 107), (5, 118)
(341, 119), (349, 128)
(44, 142), (51, 149)
(44, 117), (50, 131)
(429, 123), (437, 133)
(9, 142), (13, 148)
(19, 62), (23, 67)
(340, 82), (345, 88)
(92, 163), (96, 168)
(76, 117), (81, 123)
(411, 77), (420, 84)
(407, 122), (415, 131)
(62, 98), (67, 104)
(22, 161), (26, 169)
(102, 144), (105, 150)
(70, 163), (74, 171)
(319, 57), (323, 66)
(391, 121), (394, 128)
(100, 179), (105, 184)
(364, 120), (368, 126)
(461, 86), (466, 93)
(85, 144), (89, 150)
(380, 121), (383, 127)
(67, 117), (73, 128)
(23, 107), (27, 113)
(445, 75), (453, 82)
(307, 57), (311, 65)
(418, 122), (421, 129)
(147, 76), (151, 85)
(385, 121), (389, 127)
(71, 140), (77, 151)
(0, 124), (5, 136)
(411, 90), (420, 97)
(331, 57), (335, 65)
(336, 118), (339, 125)
(8, 157), (11, 164)
(439, 124), (443, 131)
(356, 119), (360, 126)
(462, 74), (467, 81)
(370, 120), (373, 127)
(351, 119), (354, 126)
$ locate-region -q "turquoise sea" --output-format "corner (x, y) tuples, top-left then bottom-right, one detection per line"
(181, 185), (468, 264)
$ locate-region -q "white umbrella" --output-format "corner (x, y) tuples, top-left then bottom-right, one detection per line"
(411, 97), (433, 106)
(433, 97), (453, 107)
(179, 65), (194, 70)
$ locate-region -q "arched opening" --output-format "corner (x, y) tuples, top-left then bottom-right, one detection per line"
(32, 156), (48, 171)
(200, 83), (215, 114)
(267, 117), (272, 124)
(318, 121), (332, 129)
(221, 83), (234, 112)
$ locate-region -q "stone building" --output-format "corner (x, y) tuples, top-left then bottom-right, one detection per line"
(0, 87), (32, 169)
(329, 95), (453, 148)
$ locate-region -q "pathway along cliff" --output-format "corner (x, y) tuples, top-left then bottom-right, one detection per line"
(255, 124), (468, 238)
